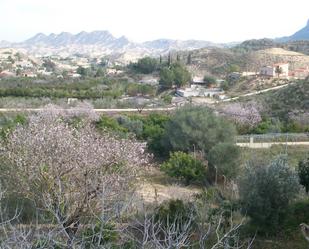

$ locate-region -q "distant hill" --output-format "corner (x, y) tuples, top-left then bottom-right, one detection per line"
(0, 31), (225, 59)
(176, 45), (309, 77)
(277, 19), (309, 42)
(234, 38), (309, 55)
(23, 31), (132, 49)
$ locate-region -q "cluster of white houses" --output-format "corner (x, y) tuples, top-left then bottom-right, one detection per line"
(176, 62), (309, 99)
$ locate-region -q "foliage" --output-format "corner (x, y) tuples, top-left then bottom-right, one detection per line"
(133, 57), (158, 74)
(117, 116), (143, 138)
(96, 114), (128, 134)
(239, 156), (300, 234)
(208, 143), (240, 179)
(0, 113), (27, 139)
(171, 63), (191, 88)
(162, 105), (236, 154)
(77, 66), (90, 77)
(284, 198), (309, 234)
(155, 199), (194, 228)
(203, 75), (217, 87)
(298, 157), (309, 193)
(263, 79), (309, 122)
(159, 63), (191, 88)
(161, 152), (207, 184)
(159, 67), (174, 88)
(250, 117), (283, 134)
(0, 77), (128, 99)
(81, 221), (118, 248)
(126, 83), (156, 96)
(126, 113), (170, 156)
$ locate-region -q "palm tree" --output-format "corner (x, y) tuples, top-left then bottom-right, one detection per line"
(275, 65), (283, 78)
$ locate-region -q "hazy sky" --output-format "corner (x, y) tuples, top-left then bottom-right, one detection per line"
(0, 0), (308, 43)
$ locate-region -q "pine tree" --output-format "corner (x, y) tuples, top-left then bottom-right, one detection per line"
(168, 52), (172, 66)
(187, 52), (192, 65)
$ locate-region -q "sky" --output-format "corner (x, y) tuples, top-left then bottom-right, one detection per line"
(0, 0), (308, 43)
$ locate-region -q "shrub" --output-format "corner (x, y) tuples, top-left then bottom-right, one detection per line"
(162, 106), (236, 154)
(208, 143), (240, 179)
(284, 198), (309, 234)
(155, 199), (194, 228)
(128, 113), (170, 156)
(298, 157), (309, 193)
(96, 115), (128, 134)
(239, 156), (300, 234)
(117, 116), (143, 138)
(81, 221), (118, 248)
(161, 152), (207, 184)
(203, 75), (217, 87)
(134, 57), (158, 74)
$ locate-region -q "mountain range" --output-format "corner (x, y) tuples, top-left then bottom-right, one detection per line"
(0, 19), (308, 59)
(0, 30), (227, 58)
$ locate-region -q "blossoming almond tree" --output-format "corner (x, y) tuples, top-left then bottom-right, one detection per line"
(220, 102), (262, 131)
(1, 104), (149, 246)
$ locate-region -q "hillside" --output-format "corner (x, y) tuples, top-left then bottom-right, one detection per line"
(180, 46), (309, 76)
(235, 39), (309, 54)
(263, 79), (309, 120)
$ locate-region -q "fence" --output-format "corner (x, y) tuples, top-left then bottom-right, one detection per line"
(236, 133), (309, 148)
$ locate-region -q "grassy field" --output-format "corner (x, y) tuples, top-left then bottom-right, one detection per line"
(240, 145), (309, 168)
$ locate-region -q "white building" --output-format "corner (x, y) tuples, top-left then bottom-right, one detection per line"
(176, 85), (224, 98)
(260, 63), (289, 78)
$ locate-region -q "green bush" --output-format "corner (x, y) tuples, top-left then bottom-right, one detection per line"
(298, 157), (309, 193)
(155, 199), (194, 229)
(127, 113), (170, 156)
(126, 83), (156, 97)
(203, 75), (217, 87)
(161, 152), (207, 184)
(284, 198), (309, 234)
(239, 156), (300, 234)
(250, 117), (283, 134)
(81, 221), (118, 248)
(159, 63), (191, 88)
(0, 114), (27, 139)
(133, 57), (158, 74)
(162, 106), (236, 154)
(96, 115), (128, 134)
(208, 143), (240, 179)
(117, 116), (144, 138)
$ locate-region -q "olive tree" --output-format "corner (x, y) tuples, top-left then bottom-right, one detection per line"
(162, 106), (236, 154)
(298, 157), (309, 193)
(239, 156), (300, 233)
(0, 105), (149, 246)
(208, 143), (240, 179)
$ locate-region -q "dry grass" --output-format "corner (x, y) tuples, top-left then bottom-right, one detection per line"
(135, 167), (200, 204)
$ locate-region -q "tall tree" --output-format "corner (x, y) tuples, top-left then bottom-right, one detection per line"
(186, 52), (192, 65)
(172, 63), (191, 88)
(168, 52), (172, 66)
(159, 67), (174, 88)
